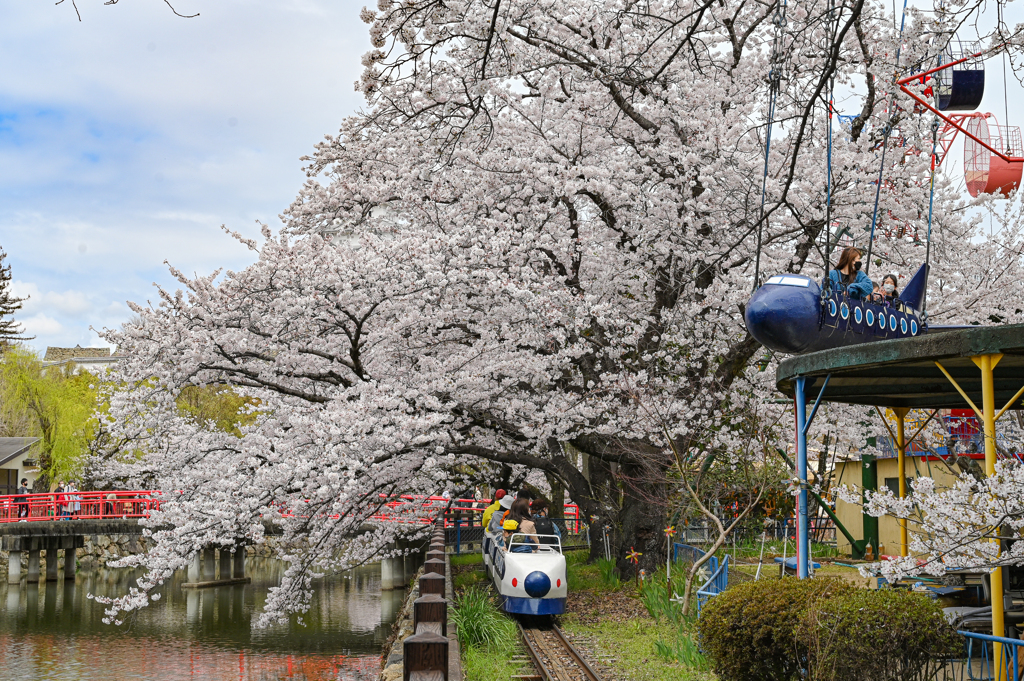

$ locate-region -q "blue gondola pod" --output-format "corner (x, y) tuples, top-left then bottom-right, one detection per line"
(744, 263), (929, 355)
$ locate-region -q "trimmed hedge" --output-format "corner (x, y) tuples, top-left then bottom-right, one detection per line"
(799, 587), (962, 681)
(697, 576), (853, 681)
(697, 576), (961, 681)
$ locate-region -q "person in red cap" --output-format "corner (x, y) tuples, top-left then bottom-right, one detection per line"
(481, 489), (506, 528)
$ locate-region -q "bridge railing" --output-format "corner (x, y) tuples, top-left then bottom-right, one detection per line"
(0, 490), (163, 523)
(0, 491), (585, 528)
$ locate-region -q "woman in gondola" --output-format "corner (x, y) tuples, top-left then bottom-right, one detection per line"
(827, 247), (873, 299)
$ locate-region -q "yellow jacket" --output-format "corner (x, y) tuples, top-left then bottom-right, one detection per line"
(481, 500), (502, 528)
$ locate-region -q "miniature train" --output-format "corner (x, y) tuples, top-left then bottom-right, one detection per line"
(483, 529), (567, 615)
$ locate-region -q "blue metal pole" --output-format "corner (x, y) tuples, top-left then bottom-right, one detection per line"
(795, 376), (810, 579)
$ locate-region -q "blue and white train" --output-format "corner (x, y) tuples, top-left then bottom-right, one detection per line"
(483, 529), (567, 615)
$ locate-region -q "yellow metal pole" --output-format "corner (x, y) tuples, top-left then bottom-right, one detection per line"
(973, 353), (1005, 674)
(893, 407), (909, 558)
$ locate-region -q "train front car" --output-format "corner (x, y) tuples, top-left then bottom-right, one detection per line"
(490, 533), (567, 616)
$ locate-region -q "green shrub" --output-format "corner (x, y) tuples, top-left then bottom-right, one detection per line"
(697, 576), (853, 681)
(451, 587), (518, 653)
(799, 588), (962, 681)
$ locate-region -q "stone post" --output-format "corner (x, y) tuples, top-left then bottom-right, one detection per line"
(232, 549), (246, 579)
(45, 549), (59, 582)
(203, 547), (216, 581)
(8, 550), (21, 584)
(188, 552), (202, 583)
(219, 548), (233, 580)
(26, 549), (41, 583)
(65, 548), (77, 580)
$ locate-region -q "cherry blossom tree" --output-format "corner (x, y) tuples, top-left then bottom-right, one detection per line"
(92, 0), (1024, 623)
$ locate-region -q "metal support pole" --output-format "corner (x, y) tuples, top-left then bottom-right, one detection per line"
(975, 353), (1006, 668)
(794, 376), (810, 579)
(894, 407), (909, 558)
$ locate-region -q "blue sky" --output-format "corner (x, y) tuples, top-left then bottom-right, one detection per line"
(1, 0), (368, 353)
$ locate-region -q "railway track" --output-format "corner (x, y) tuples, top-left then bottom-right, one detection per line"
(517, 617), (602, 681)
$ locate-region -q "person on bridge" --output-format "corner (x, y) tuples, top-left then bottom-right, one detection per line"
(16, 478), (30, 520)
(481, 489), (506, 528)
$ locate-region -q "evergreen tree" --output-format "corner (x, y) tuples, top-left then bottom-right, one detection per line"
(0, 247), (30, 344)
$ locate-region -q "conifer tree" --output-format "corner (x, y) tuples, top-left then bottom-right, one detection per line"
(0, 247), (30, 345)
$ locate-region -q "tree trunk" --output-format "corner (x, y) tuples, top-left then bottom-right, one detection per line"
(546, 471), (565, 518)
(616, 460), (666, 576)
(574, 455), (666, 574)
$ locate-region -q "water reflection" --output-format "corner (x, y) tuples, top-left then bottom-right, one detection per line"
(0, 558), (403, 681)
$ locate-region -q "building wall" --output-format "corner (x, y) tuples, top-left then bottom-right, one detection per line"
(0, 450), (42, 494)
(833, 454), (960, 557)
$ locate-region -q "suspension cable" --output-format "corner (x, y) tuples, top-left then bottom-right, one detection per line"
(753, 0), (788, 292)
(823, 0), (840, 294)
(864, 0), (910, 276)
(923, 117), (940, 321)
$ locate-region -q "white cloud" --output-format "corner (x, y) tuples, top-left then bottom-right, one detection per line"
(20, 313), (64, 337)
(12, 281), (94, 316)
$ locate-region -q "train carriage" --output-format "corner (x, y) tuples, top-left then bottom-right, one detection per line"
(484, 530), (567, 616)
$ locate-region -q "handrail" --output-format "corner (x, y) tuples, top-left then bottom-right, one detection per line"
(0, 491), (584, 528)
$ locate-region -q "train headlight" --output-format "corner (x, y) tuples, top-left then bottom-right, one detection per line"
(524, 571), (551, 598)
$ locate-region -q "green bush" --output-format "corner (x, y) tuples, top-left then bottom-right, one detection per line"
(697, 576), (853, 681)
(451, 586), (518, 653)
(799, 588), (962, 681)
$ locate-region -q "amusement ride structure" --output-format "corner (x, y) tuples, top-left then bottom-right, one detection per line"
(740, 2), (1024, 669)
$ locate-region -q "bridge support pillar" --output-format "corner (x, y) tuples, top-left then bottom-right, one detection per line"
(26, 550), (40, 583)
(65, 548), (76, 580)
(232, 549), (245, 579)
(188, 553), (202, 583)
(381, 549), (398, 590)
(7, 550), (21, 584)
(404, 546), (417, 582)
(45, 550), (59, 582)
(203, 548), (216, 581)
(219, 548), (232, 580)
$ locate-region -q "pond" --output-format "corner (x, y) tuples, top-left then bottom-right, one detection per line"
(0, 559), (405, 681)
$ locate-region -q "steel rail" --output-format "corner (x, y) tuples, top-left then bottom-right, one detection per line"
(517, 619), (602, 681)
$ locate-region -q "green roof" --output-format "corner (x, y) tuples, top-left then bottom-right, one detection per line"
(776, 324), (1024, 410)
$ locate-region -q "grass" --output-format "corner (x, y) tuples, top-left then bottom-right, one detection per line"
(561, 618), (715, 681)
(450, 552), (484, 567)
(462, 644), (529, 681)
(453, 586), (530, 681)
(565, 549), (631, 594)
